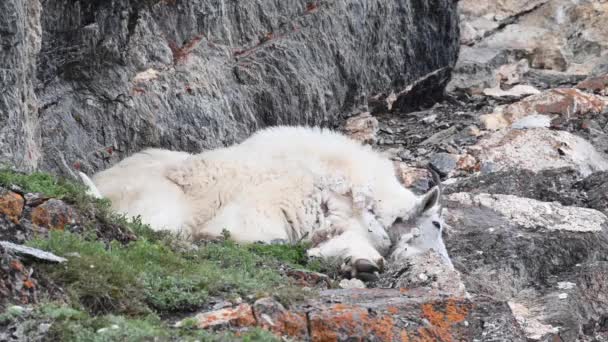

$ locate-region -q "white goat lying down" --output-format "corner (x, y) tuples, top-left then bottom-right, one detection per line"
(80, 126), (452, 280)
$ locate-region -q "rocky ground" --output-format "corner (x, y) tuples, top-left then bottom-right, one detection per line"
(2, 0), (608, 341)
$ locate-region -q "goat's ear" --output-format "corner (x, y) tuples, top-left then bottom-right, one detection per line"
(420, 186), (440, 213)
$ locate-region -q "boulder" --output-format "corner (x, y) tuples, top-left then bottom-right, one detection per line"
(342, 112), (379, 145)
(479, 88), (606, 130)
(468, 128), (608, 176)
(444, 192), (608, 341)
(0, 0), (460, 178)
(451, 0), (608, 93)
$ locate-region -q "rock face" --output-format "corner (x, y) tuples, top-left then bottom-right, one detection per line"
(179, 289), (527, 341)
(451, 0), (608, 94)
(468, 128), (608, 176)
(0, 0), (42, 172)
(0, 0), (459, 178)
(444, 192), (608, 341)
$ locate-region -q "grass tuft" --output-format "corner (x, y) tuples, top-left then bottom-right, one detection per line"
(2, 169), (321, 340)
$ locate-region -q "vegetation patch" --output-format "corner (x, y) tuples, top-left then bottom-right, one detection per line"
(1, 303), (280, 341)
(0, 169), (87, 200)
(1, 169), (321, 341)
(28, 229), (315, 315)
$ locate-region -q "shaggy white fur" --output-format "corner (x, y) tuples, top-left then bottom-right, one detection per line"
(90, 148), (192, 234)
(82, 125), (451, 279)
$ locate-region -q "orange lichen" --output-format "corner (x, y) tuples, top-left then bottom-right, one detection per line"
(416, 299), (469, 342)
(31, 206), (70, 231)
(309, 304), (396, 341)
(259, 311), (308, 339)
(31, 206), (52, 229)
(370, 314), (395, 341)
(23, 278), (35, 289)
(193, 304), (256, 329)
(0, 191), (24, 224)
(9, 260), (24, 272)
(387, 306), (399, 315)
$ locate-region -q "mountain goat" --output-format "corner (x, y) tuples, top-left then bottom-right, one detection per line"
(81, 126), (451, 280)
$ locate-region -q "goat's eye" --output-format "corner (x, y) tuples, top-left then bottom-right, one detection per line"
(432, 221), (441, 229)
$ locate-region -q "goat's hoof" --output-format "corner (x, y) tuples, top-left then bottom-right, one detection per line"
(353, 259), (379, 273)
(343, 258), (384, 282)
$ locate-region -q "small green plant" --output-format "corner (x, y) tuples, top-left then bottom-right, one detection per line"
(0, 169), (83, 198)
(6, 303), (281, 342)
(0, 305), (27, 324)
(2, 169), (321, 341)
(28, 230), (312, 315)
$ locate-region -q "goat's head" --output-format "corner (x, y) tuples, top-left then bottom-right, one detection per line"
(387, 168), (453, 268)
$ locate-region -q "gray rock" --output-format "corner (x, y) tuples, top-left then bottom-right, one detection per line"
(0, 0), (460, 178)
(429, 152), (460, 177)
(309, 288), (526, 341)
(0, 241), (67, 263)
(444, 167), (586, 207)
(452, 0), (608, 95)
(468, 128), (608, 177)
(377, 250), (467, 297)
(444, 192), (608, 341)
(577, 171), (608, 216)
(0, 0), (42, 172)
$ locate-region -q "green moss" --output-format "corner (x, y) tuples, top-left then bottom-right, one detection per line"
(28, 230), (312, 315)
(0, 169), (87, 200)
(3, 169), (318, 340)
(0, 305), (27, 324)
(246, 242), (311, 267)
(11, 303), (280, 342)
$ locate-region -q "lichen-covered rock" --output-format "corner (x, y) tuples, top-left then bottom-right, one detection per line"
(444, 192), (608, 341)
(342, 112), (379, 145)
(480, 88), (606, 130)
(0, 246), (39, 309)
(0, 0), (460, 178)
(252, 298), (308, 340)
(175, 303), (256, 330)
(309, 288), (526, 341)
(0, 190), (24, 224)
(26, 199), (78, 231)
(468, 128), (608, 176)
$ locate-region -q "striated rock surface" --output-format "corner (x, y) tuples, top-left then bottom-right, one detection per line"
(444, 191), (608, 341)
(468, 128), (608, 176)
(178, 289), (527, 341)
(0, 0), (42, 172)
(480, 88), (606, 130)
(451, 0), (608, 94)
(0, 0), (459, 178)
